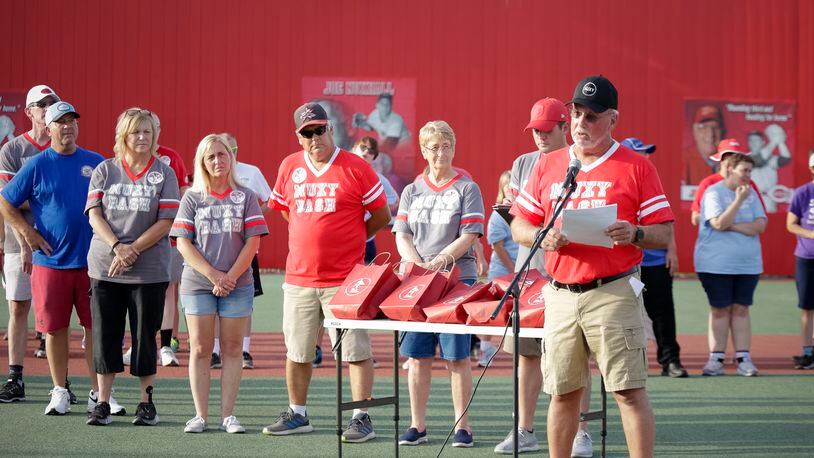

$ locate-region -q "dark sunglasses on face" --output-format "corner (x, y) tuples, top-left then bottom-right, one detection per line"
(300, 125), (328, 139)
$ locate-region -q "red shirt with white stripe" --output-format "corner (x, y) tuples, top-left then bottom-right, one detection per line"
(510, 142), (675, 284)
(270, 147), (387, 287)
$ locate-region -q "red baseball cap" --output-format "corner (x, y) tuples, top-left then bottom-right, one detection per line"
(524, 98), (568, 132)
(693, 105), (722, 124)
(710, 138), (749, 162)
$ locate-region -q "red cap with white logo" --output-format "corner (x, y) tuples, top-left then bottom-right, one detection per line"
(710, 138), (750, 162)
(524, 98), (568, 133)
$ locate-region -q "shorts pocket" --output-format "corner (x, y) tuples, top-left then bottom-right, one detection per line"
(623, 327), (646, 350)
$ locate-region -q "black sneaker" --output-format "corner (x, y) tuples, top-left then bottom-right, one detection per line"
(210, 353), (222, 369)
(242, 352), (254, 369)
(0, 378), (25, 403)
(132, 386), (159, 426)
(87, 401), (112, 426)
(34, 339), (46, 358)
(795, 354), (814, 370)
(65, 379), (78, 405)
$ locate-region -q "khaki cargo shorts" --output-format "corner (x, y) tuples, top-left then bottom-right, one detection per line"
(502, 337), (542, 357)
(282, 283), (373, 363)
(542, 273), (647, 395)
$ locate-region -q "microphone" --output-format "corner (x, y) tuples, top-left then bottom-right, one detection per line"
(562, 158), (582, 193)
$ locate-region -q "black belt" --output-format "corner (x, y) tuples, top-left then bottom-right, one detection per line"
(551, 267), (638, 294)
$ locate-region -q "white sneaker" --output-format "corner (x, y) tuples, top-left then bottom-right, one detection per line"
(736, 357), (759, 376)
(87, 390), (126, 415)
(122, 347), (132, 366)
(45, 386), (71, 415)
(702, 358), (725, 376)
(160, 346), (179, 367)
(494, 428), (541, 454)
(220, 415), (246, 433)
(571, 430), (593, 457)
(184, 415), (207, 433)
(478, 345), (498, 368)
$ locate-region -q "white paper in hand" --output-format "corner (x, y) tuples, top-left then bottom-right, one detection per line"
(560, 204), (617, 248)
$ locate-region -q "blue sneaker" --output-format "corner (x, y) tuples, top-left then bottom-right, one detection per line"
(312, 346), (323, 368)
(342, 413), (376, 443)
(262, 408), (314, 435)
(398, 427), (428, 445)
(452, 429), (474, 448)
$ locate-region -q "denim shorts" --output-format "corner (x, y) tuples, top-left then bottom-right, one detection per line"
(697, 272), (759, 308)
(181, 284), (254, 318)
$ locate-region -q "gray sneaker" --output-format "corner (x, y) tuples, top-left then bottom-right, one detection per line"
(571, 430), (593, 457)
(494, 428), (541, 454)
(262, 408), (314, 435)
(341, 412), (376, 443)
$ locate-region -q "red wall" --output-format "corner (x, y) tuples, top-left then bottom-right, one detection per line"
(2, 0), (811, 274)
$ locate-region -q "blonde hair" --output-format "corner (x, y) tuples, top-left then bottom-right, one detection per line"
(191, 134), (239, 195)
(113, 108), (158, 158)
(419, 120), (456, 150)
(496, 170), (511, 204)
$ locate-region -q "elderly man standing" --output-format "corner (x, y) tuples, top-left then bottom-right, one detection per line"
(265, 103), (390, 442)
(511, 76), (674, 457)
(0, 101), (104, 415)
(0, 85), (59, 403)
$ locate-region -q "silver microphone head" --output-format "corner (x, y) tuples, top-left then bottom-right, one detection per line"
(569, 158), (582, 171)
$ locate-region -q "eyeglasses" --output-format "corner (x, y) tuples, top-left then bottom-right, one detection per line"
(125, 109), (153, 117)
(300, 125), (328, 139)
(422, 143), (453, 154)
(359, 145), (375, 153)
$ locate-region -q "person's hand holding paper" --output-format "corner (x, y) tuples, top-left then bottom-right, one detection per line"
(560, 204), (618, 248)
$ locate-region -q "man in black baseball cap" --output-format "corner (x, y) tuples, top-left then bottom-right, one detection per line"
(568, 75), (618, 113)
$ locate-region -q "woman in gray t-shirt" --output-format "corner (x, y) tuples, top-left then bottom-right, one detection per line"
(170, 134), (268, 434)
(85, 109), (180, 426)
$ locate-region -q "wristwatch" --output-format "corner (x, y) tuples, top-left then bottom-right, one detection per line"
(632, 226), (644, 244)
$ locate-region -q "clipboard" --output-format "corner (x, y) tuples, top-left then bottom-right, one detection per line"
(492, 204), (513, 224)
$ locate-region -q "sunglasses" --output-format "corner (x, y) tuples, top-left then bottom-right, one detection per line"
(31, 101), (55, 109)
(125, 109), (153, 117)
(300, 125), (328, 139)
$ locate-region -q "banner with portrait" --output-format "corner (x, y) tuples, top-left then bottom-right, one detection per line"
(302, 78), (417, 193)
(680, 98), (797, 213)
(0, 91), (28, 147)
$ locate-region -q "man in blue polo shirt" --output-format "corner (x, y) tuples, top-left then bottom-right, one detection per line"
(0, 101), (104, 415)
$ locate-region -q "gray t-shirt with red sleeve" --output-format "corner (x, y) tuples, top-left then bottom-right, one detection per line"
(393, 174), (485, 279)
(0, 134), (49, 254)
(170, 186), (269, 295)
(85, 156), (180, 283)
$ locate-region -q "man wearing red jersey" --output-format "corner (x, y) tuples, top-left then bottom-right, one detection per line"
(510, 76), (674, 458)
(265, 103), (390, 442)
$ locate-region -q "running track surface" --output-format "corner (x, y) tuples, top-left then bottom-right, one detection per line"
(1, 331), (807, 378)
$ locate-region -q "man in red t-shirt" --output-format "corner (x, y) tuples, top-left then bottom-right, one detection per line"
(510, 76), (674, 457)
(265, 103), (390, 442)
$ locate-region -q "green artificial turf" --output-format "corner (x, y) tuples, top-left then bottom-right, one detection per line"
(1, 374), (813, 457)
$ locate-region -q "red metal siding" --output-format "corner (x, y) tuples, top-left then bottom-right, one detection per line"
(2, 0), (810, 274)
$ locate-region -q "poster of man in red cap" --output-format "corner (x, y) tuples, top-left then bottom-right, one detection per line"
(301, 77), (416, 192)
(681, 98), (796, 213)
(0, 91), (28, 146)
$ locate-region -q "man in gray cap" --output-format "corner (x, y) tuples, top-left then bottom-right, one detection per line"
(0, 84), (59, 403)
(264, 103), (390, 442)
(0, 101), (104, 416)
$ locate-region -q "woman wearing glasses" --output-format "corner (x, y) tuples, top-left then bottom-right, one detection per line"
(393, 120), (484, 448)
(85, 108), (180, 426)
(351, 136), (399, 263)
(171, 134), (268, 434)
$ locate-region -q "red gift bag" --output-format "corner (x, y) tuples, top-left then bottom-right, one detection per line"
(380, 263), (449, 321)
(464, 295), (514, 327)
(328, 256), (400, 320)
(490, 269), (546, 296)
(424, 281), (492, 324)
(518, 279), (548, 328)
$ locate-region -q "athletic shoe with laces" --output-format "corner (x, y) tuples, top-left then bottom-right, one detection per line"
(702, 358), (725, 376)
(87, 390), (126, 416)
(0, 378), (25, 403)
(478, 345), (498, 368)
(86, 401), (112, 426)
(242, 352), (254, 369)
(735, 357), (759, 376)
(220, 415), (246, 434)
(122, 347), (132, 366)
(210, 353), (222, 369)
(398, 427), (428, 445)
(184, 415), (207, 433)
(341, 413), (376, 443)
(44, 386), (71, 415)
(132, 386), (159, 425)
(571, 430), (593, 457)
(34, 339), (46, 358)
(160, 346), (179, 367)
(794, 354), (814, 369)
(494, 427), (541, 454)
(312, 345), (323, 368)
(452, 429), (474, 448)
(170, 336), (180, 353)
(262, 407), (314, 435)
(65, 380), (78, 405)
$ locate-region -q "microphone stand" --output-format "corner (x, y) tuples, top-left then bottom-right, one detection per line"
(489, 179), (579, 457)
